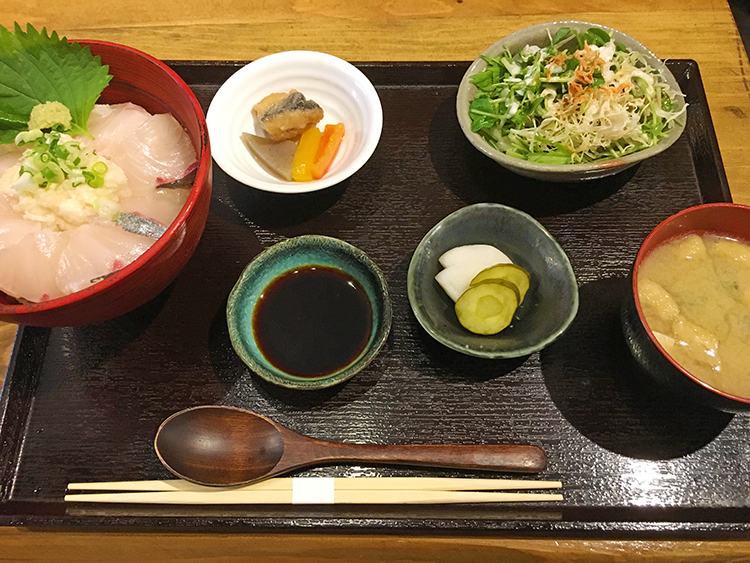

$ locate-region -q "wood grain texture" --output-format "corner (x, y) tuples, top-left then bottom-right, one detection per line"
(2, 1), (750, 560)
(0, 322), (13, 382)
(2, 529), (750, 562)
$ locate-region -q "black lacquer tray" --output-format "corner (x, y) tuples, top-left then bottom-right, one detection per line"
(1, 60), (746, 537)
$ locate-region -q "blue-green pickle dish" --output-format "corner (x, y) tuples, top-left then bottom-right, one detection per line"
(227, 235), (392, 390)
(407, 203), (579, 358)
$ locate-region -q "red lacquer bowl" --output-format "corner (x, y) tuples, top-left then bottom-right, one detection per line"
(0, 40), (212, 326)
(621, 203), (750, 413)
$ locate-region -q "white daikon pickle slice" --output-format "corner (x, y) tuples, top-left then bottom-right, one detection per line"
(438, 244), (512, 269)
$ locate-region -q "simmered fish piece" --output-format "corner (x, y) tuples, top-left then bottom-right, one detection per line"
(252, 90), (323, 141)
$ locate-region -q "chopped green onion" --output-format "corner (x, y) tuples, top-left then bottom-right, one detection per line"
(88, 175), (104, 188)
(14, 129), (112, 190)
(40, 165), (60, 181)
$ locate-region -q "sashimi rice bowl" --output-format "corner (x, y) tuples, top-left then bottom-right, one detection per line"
(456, 21), (687, 181)
(0, 25), (211, 326)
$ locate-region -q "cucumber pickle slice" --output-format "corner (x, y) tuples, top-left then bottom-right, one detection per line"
(454, 280), (519, 335)
(470, 263), (530, 304)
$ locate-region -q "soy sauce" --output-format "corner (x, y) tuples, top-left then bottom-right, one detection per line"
(252, 265), (373, 378)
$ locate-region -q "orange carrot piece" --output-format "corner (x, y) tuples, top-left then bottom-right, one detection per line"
(311, 123), (345, 180)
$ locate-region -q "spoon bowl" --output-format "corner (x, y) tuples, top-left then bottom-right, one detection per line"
(155, 406), (548, 486)
(155, 406), (285, 485)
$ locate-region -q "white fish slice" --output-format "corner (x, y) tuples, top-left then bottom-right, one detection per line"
(0, 229), (68, 302)
(87, 103), (197, 197)
(0, 213), (42, 250)
(86, 103), (151, 156)
(56, 223), (154, 295)
(116, 213), (167, 240)
(119, 189), (190, 228)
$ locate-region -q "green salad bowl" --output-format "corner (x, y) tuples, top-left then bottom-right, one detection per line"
(456, 20), (686, 182)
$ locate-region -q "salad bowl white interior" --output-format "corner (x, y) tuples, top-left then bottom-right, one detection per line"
(456, 21), (687, 182)
(207, 50), (383, 194)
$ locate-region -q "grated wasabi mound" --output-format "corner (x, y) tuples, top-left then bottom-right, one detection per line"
(28, 101), (72, 131)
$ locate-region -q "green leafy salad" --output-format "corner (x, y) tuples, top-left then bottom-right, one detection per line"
(0, 23), (113, 192)
(468, 27), (686, 165)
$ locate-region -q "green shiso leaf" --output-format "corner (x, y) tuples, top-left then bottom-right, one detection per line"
(0, 23), (112, 144)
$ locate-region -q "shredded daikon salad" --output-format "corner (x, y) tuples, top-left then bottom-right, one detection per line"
(468, 27), (686, 164)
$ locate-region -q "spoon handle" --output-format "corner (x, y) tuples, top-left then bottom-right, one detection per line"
(290, 441), (547, 474)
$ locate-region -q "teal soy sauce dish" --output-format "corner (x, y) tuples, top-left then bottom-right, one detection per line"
(227, 235), (392, 390)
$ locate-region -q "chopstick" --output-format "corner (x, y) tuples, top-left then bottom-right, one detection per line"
(65, 477), (563, 505)
(67, 477), (562, 492)
(65, 489), (563, 504)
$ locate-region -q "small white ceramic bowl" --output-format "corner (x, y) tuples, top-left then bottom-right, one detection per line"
(456, 21), (686, 182)
(207, 51), (382, 193)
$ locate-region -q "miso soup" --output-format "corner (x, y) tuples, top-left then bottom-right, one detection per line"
(637, 233), (750, 397)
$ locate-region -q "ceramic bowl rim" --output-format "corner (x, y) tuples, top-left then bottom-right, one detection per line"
(455, 20), (687, 180)
(407, 203), (579, 358)
(226, 234), (392, 389)
(632, 202), (750, 406)
(0, 39), (211, 318)
(207, 50), (383, 194)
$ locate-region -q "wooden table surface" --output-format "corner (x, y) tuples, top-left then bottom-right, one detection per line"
(1, 1), (750, 560)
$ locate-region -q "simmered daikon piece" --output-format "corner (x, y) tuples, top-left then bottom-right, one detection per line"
(241, 132), (297, 181)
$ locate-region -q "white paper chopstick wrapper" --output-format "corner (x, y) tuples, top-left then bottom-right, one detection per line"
(291, 477), (335, 504)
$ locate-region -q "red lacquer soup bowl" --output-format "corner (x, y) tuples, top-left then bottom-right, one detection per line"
(0, 40), (212, 326)
(621, 203), (750, 413)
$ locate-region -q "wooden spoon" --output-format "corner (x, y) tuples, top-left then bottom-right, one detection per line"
(154, 406), (548, 486)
